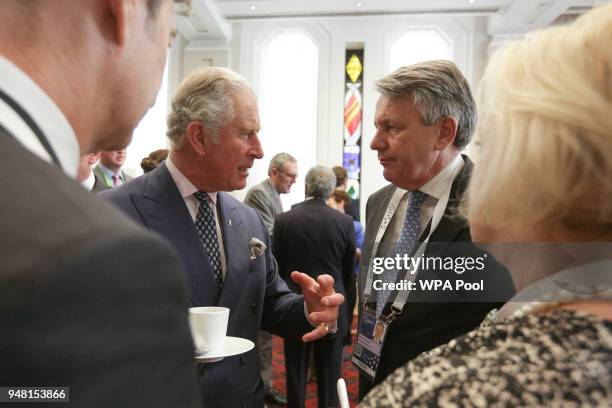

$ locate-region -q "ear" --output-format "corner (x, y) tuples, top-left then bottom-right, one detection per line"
(185, 121), (208, 156)
(435, 117), (458, 150)
(89, 151), (102, 165)
(107, 0), (137, 46)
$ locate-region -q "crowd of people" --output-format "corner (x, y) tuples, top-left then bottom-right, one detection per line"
(0, 0), (610, 407)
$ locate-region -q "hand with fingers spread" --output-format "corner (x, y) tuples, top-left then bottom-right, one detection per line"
(291, 271), (345, 342)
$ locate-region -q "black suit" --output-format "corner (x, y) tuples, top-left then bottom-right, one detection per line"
(0, 128), (199, 408)
(273, 199), (355, 408)
(358, 156), (515, 398)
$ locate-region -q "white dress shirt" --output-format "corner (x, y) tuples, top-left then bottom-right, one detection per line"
(165, 156), (228, 279)
(0, 56), (79, 178)
(81, 172), (96, 191)
(97, 163), (127, 186)
(381, 154), (465, 247)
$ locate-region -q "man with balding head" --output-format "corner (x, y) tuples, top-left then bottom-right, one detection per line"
(102, 66), (344, 408)
(0, 1), (199, 407)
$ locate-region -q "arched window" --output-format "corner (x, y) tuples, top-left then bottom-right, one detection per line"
(256, 30), (319, 208)
(389, 28), (453, 72)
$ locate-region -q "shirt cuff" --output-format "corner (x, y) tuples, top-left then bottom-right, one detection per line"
(304, 302), (337, 334)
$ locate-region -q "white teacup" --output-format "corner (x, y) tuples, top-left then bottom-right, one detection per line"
(189, 306), (229, 355)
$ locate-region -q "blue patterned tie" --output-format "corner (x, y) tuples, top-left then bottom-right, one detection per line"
(194, 191), (223, 288)
(376, 190), (427, 316)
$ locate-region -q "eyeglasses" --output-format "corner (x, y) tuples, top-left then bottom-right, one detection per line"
(276, 167), (298, 180)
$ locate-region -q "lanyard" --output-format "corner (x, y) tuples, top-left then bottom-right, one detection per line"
(0, 88), (61, 167)
(363, 157), (464, 320)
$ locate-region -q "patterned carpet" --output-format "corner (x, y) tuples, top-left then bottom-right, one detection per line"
(270, 326), (359, 407)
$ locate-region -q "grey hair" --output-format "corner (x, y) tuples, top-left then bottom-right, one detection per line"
(305, 166), (336, 199)
(375, 60), (477, 148)
(166, 67), (253, 148)
(268, 152), (297, 175)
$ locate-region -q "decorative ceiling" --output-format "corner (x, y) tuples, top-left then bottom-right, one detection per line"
(177, 0), (609, 41)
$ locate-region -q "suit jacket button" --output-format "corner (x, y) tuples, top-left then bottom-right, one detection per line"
(199, 365), (207, 376)
(250, 302), (257, 314)
(240, 355), (247, 365)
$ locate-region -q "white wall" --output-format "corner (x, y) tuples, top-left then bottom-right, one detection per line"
(164, 14), (492, 224)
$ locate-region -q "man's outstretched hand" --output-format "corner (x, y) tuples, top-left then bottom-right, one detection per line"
(291, 271), (345, 342)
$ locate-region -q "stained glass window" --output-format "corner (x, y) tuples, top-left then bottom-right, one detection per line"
(343, 50), (364, 218)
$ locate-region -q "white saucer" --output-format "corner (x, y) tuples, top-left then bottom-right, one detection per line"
(195, 336), (254, 363)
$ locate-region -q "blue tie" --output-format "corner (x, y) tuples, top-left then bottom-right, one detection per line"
(194, 191), (223, 288)
(376, 190), (427, 316)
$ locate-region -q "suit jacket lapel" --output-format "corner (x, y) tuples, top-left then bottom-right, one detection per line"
(360, 185), (396, 301)
(216, 192), (249, 312)
(129, 163), (220, 306)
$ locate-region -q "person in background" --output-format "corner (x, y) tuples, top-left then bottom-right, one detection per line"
(141, 148), (169, 173)
(0, 0), (200, 407)
(77, 151), (107, 192)
(362, 5), (612, 406)
(332, 165), (359, 221)
(101, 66), (344, 408)
(273, 166), (355, 408)
(327, 188), (363, 348)
(94, 149), (133, 187)
(244, 152), (298, 406)
(245, 153), (297, 236)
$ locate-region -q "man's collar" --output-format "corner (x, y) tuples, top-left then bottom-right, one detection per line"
(165, 155), (218, 204)
(265, 178), (281, 196)
(420, 154), (464, 199)
(396, 154), (464, 199)
(0, 56), (79, 178)
(98, 163), (120, 178)
(81, 172), (96, 191)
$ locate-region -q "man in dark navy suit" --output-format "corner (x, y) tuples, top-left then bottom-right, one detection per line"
(101, 66), (344, 408)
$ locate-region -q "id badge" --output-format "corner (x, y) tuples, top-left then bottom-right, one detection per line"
(351, 308), (389, 381)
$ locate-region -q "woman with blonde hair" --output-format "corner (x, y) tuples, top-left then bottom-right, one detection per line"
(361, 5), (612, 406)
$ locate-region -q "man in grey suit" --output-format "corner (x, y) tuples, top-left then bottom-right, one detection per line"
(244, 152), (297, 405)
(101, 66), (344, 408)
(357, 60), (514, 398)
(245, 152), (297, 235)
(0, 1), (199, 407)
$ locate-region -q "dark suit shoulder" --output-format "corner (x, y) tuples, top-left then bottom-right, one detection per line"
(280, 200), (353, 227)
(368, 184), (396, 205)
(99, 170), (148, 200)
(0, 136), (157, 274)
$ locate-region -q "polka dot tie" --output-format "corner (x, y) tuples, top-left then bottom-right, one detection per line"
(376, 190), (427, 316)
(194, 191), (223, 288)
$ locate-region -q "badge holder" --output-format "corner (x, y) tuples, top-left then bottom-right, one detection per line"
(351, 306), (398, 381)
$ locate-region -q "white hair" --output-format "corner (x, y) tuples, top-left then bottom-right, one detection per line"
(467, 4), (612, 235)
(166, 67), (253, 148)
